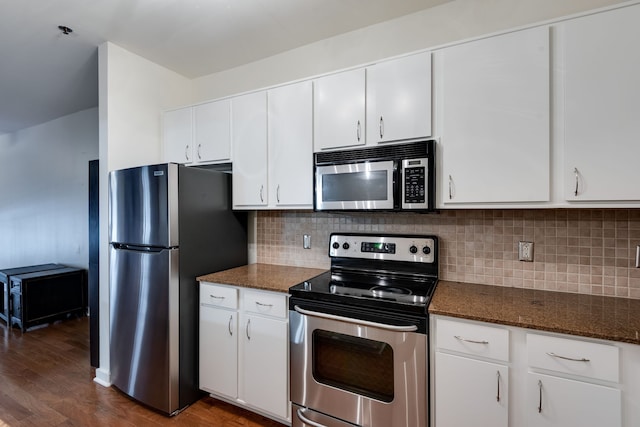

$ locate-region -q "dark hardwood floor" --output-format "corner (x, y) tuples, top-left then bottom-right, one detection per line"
(0, 316), (286, 426)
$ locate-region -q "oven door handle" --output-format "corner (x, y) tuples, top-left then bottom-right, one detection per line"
(294, 305), (418, 332)
(296, 408), (328, 427)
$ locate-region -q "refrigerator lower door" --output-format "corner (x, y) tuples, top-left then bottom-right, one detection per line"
(109, 245), (180, 414)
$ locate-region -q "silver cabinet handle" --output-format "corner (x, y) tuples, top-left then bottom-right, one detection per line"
(538, 379), (543, 413)
(356, 120), (361, 141)
(259, 185), (264, 203)
(379, 116), (384, 139)
(546, 352), (590, 362)
(294, 305), (417, 332)
(574, 167), (579, 196)
(256, 301), (273, 308)
(296, 408), (327, 427)
(197, 143), (202, 160)
(448, 175), (453, 200)
(454, 335), (489, 345)
(246, 318), (251, 340)
(276, 185), (280, 203)
(209, 294), (225, 300)
(228, 315), (233, 336)
(185, 144), (190, 161)
(496, 371), (501, 402)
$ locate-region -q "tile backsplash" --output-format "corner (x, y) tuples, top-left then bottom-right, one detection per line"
(255, 209), (640, 299)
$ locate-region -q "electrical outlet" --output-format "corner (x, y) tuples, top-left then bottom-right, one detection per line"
(636, 245), (640, 268)
(519, 241), (534, 262)
(303, 234), (311, 249)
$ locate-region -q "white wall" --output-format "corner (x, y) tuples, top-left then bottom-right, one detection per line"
(95, 42), (192, 386)
(192, 0), (626, 102)
(0, 108), (98, 269)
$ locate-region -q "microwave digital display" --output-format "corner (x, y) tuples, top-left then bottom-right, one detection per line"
(361, 242), (396, 254)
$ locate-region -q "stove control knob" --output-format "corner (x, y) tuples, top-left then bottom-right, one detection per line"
(409, 245), (418, 254)
(342, 242), (350, 250)
(422, 246), (431, 255)
(332, 242), (340, 249)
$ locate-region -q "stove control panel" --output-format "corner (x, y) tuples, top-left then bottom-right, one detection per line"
(329, 233), (436, 263)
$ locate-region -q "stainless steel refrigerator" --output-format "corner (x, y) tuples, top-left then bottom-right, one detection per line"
(108, 163), (247, 415)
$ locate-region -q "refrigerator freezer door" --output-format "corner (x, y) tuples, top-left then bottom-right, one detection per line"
(109, 163), (178, 247)
(109, 245), (180, 414)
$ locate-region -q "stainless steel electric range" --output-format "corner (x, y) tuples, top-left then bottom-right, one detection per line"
(289, 232), (439, 427)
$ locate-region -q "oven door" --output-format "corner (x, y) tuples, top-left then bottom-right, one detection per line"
(290, 305), (427, 427)
(315, 160), (395, 210)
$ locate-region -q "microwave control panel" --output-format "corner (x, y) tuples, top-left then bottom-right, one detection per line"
(401, 158), (429, 209)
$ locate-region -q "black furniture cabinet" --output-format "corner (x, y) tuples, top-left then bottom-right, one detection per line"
(0, 264), (63, 324)
(9, 267), (87, 332)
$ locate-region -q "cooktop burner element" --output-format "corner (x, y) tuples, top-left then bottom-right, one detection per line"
(289, 232), (439, 318)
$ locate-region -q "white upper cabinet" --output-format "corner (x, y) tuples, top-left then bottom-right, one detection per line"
(232, 91), (268, 207)
(314, 68), (366, 151)
(366, 52), (432, 144)
(562, 4), (640, 202)
(438, 26), (550, 205)
(163, 107), (193, 164)
(193, 99), (231, 164)
(268, 81), (313, 208)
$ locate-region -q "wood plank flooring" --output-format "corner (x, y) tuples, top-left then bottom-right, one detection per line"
(0, 317), (286, 426)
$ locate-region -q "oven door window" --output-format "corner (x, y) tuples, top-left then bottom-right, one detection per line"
(312, 330), (394, 402)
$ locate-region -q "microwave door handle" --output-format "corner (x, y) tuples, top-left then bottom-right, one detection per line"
(294, 305), (418, 332)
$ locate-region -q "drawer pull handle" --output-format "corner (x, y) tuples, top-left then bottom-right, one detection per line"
(538, 380), (543, 413)
(546, 352), (590, 362)
(454, 335), (489, 345)
(209, 294), (225, 300)
(256, 301), (273, 308)
(496, 371), (501, 402)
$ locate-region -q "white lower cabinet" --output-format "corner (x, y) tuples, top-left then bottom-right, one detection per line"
(431, 316), (634, 427)
(199, 283), (290, 423)
(435, 352), (508, 427)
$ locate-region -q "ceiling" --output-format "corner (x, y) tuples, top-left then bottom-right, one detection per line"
(0, 0), (450, 135)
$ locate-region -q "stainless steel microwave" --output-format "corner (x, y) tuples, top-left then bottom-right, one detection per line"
(314, 140), (435, 212)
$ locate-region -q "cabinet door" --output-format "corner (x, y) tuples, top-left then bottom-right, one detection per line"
(314, 68), (366, 151)
(232, 91), (268, 207)
(563, 5), (640, 202)
(439, 26), (549, 204)
(199, 306), (238, 399)
(527, 372), (621, 427)
(163, 107), (193, 164)
(435, 352), (508, 427)
(194, 99), (231, 163)
(241, 314), (289, 419)
(367, 52), (432, 143)
(268, 81), (313, 208)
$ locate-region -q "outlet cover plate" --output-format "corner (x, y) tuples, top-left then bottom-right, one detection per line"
(519, 241), (534, 262)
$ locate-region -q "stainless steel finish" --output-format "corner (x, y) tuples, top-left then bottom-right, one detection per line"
(290, 309), (427, 427)
(546, 352), (590, 362)
(294, 305), (418, 332)
(379, 116), (384, 138)
(574, 167), (579, 196)
(454, 335), (489, 345)
(109, 245), (180, 414)
(449, 174), (453, 199)
(356, 120), (361, 141)
(401, 157), (429, 210)
(496, 371), (501, 402)
(292, 404), (355, 427)
(328, 234), (436, 264)
(315, 160), (395, 210)
(228, 315), (233, 336)
(538, 380), (543, 413)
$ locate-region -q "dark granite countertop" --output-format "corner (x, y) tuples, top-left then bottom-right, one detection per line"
(429, 281), (640, 345)
(197, 263), (327, 293)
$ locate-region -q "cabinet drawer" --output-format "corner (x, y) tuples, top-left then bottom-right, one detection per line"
(527, 333), (619, 382)
(243, 290), (287, 319)
(436, 318), (509, 362)
(200, 282), (238, 310)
